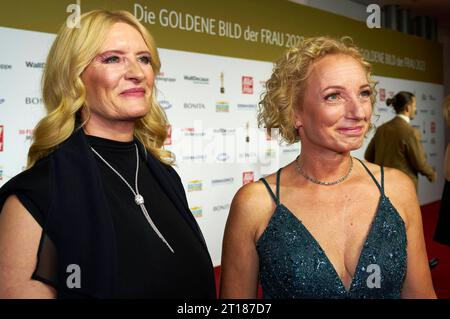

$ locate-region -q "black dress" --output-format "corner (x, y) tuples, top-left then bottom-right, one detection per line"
(0, 134), (215, 298)
(434, 179), (450, 246)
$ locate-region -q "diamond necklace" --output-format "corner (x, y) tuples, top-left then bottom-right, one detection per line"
(294, 155), (353, 186)
(91, 144), (175, 254)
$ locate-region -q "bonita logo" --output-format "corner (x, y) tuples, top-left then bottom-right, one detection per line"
(184, 103), (206, 109)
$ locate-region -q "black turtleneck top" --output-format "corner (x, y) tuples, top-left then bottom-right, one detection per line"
(13, 135), (214, 298)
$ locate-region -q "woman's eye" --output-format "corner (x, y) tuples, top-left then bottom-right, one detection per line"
(325, 93), (340, 101)
(103, 56), (120, 64)
(360, 90), (372, 98)
(138, 56), (151, 64)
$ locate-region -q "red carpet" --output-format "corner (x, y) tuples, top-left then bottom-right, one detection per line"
(421, 201), (450, 299)
(214, 200), (450, 298)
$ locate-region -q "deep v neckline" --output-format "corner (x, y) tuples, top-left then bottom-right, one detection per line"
(257, 162), (408, 298)
(278, 195), (383, 293)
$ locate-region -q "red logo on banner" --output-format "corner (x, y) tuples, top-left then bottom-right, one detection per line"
(431, 121), (436, 134)
(164, 124), (172, 145)
(379, 88), (386, 102)
(242, 171), (254, 185)
(0, 125), (3, 151)
(242, 76), (253, 94)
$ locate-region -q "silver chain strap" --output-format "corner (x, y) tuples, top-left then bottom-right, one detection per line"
(91, 145), (175, 253)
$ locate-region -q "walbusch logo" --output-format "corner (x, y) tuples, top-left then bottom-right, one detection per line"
(184, 75), (209, 85)
(25, 61), (45, 68)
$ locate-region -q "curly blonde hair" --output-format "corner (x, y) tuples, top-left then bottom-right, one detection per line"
(258, 36), (376, 144)
(28, 10), (173, 168)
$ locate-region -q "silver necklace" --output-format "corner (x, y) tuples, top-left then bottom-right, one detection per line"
(91, 144), (175, 254)
(295, 155), (353, 186)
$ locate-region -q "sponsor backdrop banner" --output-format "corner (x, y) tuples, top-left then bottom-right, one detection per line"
(0, 0), (445, 265)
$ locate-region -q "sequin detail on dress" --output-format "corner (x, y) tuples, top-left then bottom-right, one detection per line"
(256, 160), (407, 299)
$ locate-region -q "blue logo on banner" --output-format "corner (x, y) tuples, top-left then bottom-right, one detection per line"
(217, 153), (230, 161)
(159, 100), (172, 110)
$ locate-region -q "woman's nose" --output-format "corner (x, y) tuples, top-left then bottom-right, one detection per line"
(124, 59), (145, 82)
(346, 95), (368, 119)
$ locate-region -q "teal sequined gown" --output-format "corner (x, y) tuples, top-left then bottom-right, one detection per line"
(257, 160), (407, 299)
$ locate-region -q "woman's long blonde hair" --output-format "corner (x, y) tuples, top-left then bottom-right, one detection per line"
(28, 10), (173, 168)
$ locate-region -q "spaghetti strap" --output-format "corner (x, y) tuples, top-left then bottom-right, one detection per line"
(259, 168), (282, 205)
(356, 158), (384, 195)
(260, 178), (279, 205)
(276, 168), (281, 201)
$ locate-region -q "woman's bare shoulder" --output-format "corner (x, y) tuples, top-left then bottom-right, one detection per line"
(383, 167), (416, 198)
(232, 177), (275, 213)
(227, 174), (278, 238)
(359, 161), (414, 193)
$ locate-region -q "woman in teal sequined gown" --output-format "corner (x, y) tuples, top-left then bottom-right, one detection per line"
(220, 37), (436, 299)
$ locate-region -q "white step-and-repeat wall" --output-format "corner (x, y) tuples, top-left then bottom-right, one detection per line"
(0, 0), (445, 265)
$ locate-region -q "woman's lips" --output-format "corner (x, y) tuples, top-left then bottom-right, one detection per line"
(337, 126), (364, 136)
(120, 88), (145, 97)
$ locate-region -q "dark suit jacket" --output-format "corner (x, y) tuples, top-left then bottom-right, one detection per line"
(365, 116), (434, 188)
(0, 128), (216, 298)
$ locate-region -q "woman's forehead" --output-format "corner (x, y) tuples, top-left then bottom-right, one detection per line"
(99, 22), (148, 51)
(307, 54), (368, 88)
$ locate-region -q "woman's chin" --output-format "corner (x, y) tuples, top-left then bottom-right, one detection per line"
(335, 140), (364, 153)
(120, 107), (150, 120)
